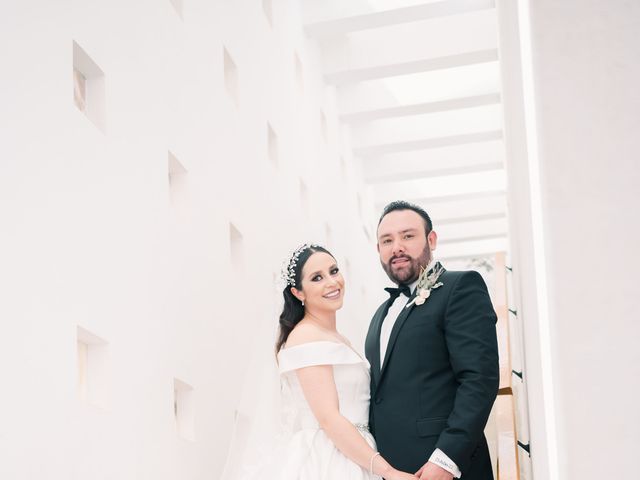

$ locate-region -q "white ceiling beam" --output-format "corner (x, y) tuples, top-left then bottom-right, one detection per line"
(377, 189), (506, 208)
(437, 216), (508, 243)
(351, 104), (503, 151)
(437, 236), (508, 260)
(374, 192), (507, 232)
(325, 49), (499, 85)
(437, 212), (506, 225)
(363, 140), (505, 183)
(439, 232), (507, 245)
(354, 130), (502, 157)
(305, 0), (495, 38)
(336, 62), (501, 114)
(319, 10), (497, 74)
(373, 170), (506, 206)
(341, 93), (501, 124)
(365, 161), (503, 184)
(411, 193), (507, 223)
(417, 189), (506, 204)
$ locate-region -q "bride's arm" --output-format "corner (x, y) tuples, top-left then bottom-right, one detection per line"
(295, 364), (414, 480)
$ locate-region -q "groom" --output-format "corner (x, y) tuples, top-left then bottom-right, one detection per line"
(365, 201), (499, 480)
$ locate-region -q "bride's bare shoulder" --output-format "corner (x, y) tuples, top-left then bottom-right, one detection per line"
(285, 322), (326, 348)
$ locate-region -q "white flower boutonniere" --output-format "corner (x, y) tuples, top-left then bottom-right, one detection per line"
(406, 263), (444, 308)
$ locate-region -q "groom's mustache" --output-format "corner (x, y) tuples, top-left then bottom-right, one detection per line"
(389, 254), (412, 264)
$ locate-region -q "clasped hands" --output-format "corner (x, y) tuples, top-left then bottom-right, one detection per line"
(386, 461), (454, 480)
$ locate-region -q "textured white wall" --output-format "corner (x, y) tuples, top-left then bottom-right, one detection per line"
(500, 1), (640, 479)
(530, 1), (640, 478)
(0, 1), (383, 479)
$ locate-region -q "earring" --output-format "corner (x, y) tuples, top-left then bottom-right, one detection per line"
(302, 300), (305, 306)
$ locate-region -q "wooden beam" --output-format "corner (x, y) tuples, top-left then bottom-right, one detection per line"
(496, 395), (520, 479)
(493, 252), (520, 479)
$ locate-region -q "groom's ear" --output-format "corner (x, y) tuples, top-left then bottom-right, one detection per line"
(427, 230), (438, 250)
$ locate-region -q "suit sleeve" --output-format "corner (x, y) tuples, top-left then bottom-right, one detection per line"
(435, 270), (499, 474)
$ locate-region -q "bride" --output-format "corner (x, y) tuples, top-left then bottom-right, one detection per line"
(240, 243), (416, 480)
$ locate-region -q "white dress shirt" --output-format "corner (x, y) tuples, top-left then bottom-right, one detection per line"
(379, 260), (462, 478)
(379, 278), (417, 366)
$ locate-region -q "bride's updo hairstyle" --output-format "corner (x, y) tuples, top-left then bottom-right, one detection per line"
(276, 244), (334, 354)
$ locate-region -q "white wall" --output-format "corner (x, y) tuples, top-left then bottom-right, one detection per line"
(530, 2), (640, 478)
(499, 1), (640, 478)
(0, 1), (382, 479)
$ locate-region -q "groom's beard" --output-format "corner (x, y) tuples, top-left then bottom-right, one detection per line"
(381, 244), (431, 285)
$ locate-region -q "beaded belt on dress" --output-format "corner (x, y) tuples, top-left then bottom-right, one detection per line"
(354, 423), (370, 433)
(295, 422), (370, 432)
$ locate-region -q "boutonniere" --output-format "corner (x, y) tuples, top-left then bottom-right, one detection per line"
(406, 263), (444, 308)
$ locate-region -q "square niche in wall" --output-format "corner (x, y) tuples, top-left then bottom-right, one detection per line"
(73, 68), (86, 111)
(267, 122), (278, 168)
(223, 47), (239, 106)
(168, 150), (187, 204)
(294, 52), (303, 92)
(262, 0), (273, 27)
(174, 378), (195, 441)
(340, 155), (347, 179)
(324, 222), (332, 248)
(229, 223), (245, 275)
(73, 41), (106, 132)
(169, 0), (183, 19)
(299, 179), (309, 218)
(320, 111), (328, 144)
(362, 224), (372, 243)
(77, 326), (109, 409)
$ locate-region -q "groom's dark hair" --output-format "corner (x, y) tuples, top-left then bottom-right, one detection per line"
(378, 200), (433, 237)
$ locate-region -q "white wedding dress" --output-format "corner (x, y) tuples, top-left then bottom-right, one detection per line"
(238, 340), (381, 480)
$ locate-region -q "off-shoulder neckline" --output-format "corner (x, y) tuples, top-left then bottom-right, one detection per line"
(280, 340), (365, 361)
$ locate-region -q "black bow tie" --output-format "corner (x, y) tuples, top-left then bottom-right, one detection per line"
(384, 284), (412, 300)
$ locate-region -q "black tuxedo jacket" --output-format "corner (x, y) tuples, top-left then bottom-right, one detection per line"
(365, 266), (499, 479)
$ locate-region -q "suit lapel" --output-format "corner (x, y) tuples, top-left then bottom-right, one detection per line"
(379, 292), (416, 381)
(376, 263), (447, 386)
(366, 304), (387, 387)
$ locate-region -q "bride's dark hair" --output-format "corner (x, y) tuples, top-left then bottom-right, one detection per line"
(275, 245), (334, 354)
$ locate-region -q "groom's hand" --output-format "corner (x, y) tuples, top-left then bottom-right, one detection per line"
(415, 461), (454, 480)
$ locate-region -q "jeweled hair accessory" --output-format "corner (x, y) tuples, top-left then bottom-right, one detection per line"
(280, 243), (321, 287)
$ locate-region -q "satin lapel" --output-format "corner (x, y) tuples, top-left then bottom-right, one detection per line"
(378, 263), (448, 384)
(379, 293), (417, 382)
(366, 305), (386, 387)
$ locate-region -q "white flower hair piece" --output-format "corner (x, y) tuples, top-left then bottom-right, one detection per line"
(280, 243), (321, 287)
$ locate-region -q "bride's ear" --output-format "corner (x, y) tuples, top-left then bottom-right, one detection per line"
(290, 286), (305, 303)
